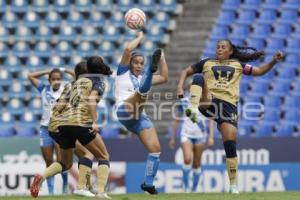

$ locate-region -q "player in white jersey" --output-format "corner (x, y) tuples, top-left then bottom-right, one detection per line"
(28, 68), (74, 195)
(169, 94), (214, 192)
(115, 31), (168, 194)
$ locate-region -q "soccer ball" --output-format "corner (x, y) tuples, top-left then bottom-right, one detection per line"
(124, 8), (146, 30)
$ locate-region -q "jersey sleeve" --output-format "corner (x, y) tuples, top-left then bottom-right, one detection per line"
(191, 58), (209, 73)
(241, 63), (253, 75)
(92, 79), (106, 96)
(117, 63), (130, 76)
(36, 82), (46, 93)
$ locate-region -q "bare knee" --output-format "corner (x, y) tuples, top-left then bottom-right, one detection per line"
(192, 160), (201, 168)
(184, 157), (192, 165)
(44, 158), (54, 167)
(148, 142), (161, 153)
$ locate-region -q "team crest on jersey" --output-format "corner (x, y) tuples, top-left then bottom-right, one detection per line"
(212, 66), (235, 83)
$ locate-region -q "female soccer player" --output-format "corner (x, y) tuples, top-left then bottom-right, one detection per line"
(47, 61), (96, 197)
(169, 94), (214, 192)
(177, 39), (284, 194)
(30, 56), (113, 199)
(115, 31), (168, 194)
(28, 68), (75, 195)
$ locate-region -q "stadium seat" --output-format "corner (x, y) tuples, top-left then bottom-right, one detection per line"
(102, 25), (120, 41)
(283, 110), (300, 125)
(138, 0), (156, 12)
(77, 41), (94, 57)
(110, 11), (125, 27)
(246, 39), (265, 51)
(15, 26), (33, 42)
(238, 123), (252, 136)
(44, 11), (62, 29)
(123, 28), (137, 40)
(32, 0), (49, 13)
(230, 25), (250, 40)
(283, 96), (300, 109)
(284, 54), (300, 69)
(241, 0), (261, 10)
(147, 25), (165, 42)
(249, 82), (269, 96)
(216, 11), (236, 25)
(26, 55), (45, 70)
(276, 68), (296, 81)
(68, 55), (83, 68)
(98, 41), (115, 57)
(6, 98), (24, 115)
(23, 11), (40, 29)
(116, 0), (134, 12)
(12, 42), (31, 58)
(54, 0), (71, 13)
(256, 10), (277, 24)
(0, 26), (10, 42)
(11, 0), (28, 14)
(286, 38), (300, 54)
(87, 12), (105, 27)
(275, 124), (295, 137)
(263, 95), (281, 109)
(75, 0), (93, 13)
(282, 0), (300, 9)
(96, 0), (113, 13)
(28, 98), (42, 114)
(34, 41), (52, 58)
(261, 110), (281, 125)
(4, 56), (22, 73)
(16, 127), (36, 137)
(0, 125), (15, 137)
(265, 38), (284, 54)
(55, 41), (73, 58)
(250, 24), (271, 39)
(139, 40), (157, 55)
(80, 26), (99, 42)
(291, 24), (300, 38)
(159, 0), (177, 12)
(240, 81), (249, 95)
(271, 24), (292, 39)
(48, 55), (65, 68)
(58, 25), (77, 42)
(35, 26), (53, 41)
(210, 25), (229, 40)
(254, 124), (274, 137)
(0, 0), (6, 13)
(270, 81), (291, 96)
(151, 12), (171, 28)
(66, 12), (84, 28)
(236, 10), (256, 25)
(1, 11), (18, 29)
(0, 69), (13, 86)
(291, 82), (300, 95)
(277, 9), (298, 24)
(222, 0), (240, 10)
(261, 0), (281, 10)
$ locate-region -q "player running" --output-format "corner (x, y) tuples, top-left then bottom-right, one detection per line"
(177, 39), (284, 194)
(115, 31), (168, 194)
(28, 68), (75, 195)
(30, 56), (113, 199)
(169, 93), (214, 192)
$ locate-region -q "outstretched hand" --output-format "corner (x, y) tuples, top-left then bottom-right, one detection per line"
(273, 51), (284, 62)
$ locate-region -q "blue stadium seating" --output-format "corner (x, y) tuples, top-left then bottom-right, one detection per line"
(117, 0), (134, 12)
(147, 25), (165, 42)
(265, 38), (284, 54)
(4, 56), (22, 73)
(271, 24), (292, 39)
(261, 0), (281, 10)
(286, 38), (300, 54)
(159, 0), (177, 12)
(34, 41), (52, 58)
(32, 0), (49, 13)
(282, 0), (300, 9)
(96, 0), (113, 13)
(241, 0), (261, 10)
(138, 0), (156, 12)
(263, 95), (281, 109)
(261, 110), (281, 125)
(26, 56), (45, 70)
(254, 124), (274, 137)
(98, 41), (115, 57)
(211, 25), (229, 40)
(256, 10), (277, 24)
(77, 42), (94, 57)
(102, 25), (120, 41)
(87, 12), (105, 27)
(35, 26), (53, 41)
(48, 56), (65, 68)
(1, 11), (18, 29)
(8, 82), (27, 98)
(236, 10), (256, 25)
(222, 0), (241, 11)
(15, 26), (33, 42)
(277, 9), (298, 24)
(269, 81), (291, 96)
(230, 25), (250, 40)
(66, 12), (85, 28)
(283, 110), (300, 125)
(12, 42), (31, 58)
(45, 11), (62, 29)
(275, 125), (295, 137)
(16, 127), (36, 137)
(0, 0), (6, 13)
(283, 96), (300, 109)
(238, 123), (252, 136)
(55, 41), (73, 58)
(216, 11), (236, 25)
(80, 26), (99, 42)
(151, 12), (171, 28)
(250, 24), (271, 39)
(0, 126), (15, 137)
(11, 0), (29, 14)
(75, 0), (93, 13)
(54, 0), (70, 13)
(23, 11), (40, 29)
(0, 26), (10, 42)
(249, 82), (269, 96)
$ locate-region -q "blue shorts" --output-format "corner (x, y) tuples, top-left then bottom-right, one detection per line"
(181, 135), (207, 145)
(116, 104), (154, 134)
(39, 126), (55, 147)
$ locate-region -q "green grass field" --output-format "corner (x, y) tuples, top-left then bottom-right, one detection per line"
(5, 192), (300, 200)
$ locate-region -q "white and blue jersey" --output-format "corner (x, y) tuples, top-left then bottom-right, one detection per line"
(114, 64), (154, 134)
(36, 82), (65, 147)
(177, 97), (208, 144)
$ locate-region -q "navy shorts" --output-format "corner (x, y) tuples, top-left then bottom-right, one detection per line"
(199, 98), (238, 128)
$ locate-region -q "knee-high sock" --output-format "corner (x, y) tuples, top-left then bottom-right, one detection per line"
(46, 176), (54, 195)
(61, 171), (68, 192)
(190, 74), (204, 108)
(182, 164), (191, 189)
(42, 162), (64, 180)
(224, 140), (238, 186)
(77, 157), (93, 189)
(192, 167), (202, 192)
(97, 160), (110, 193)
(138, 66), (153, 95)
(144, 152), (160, 186)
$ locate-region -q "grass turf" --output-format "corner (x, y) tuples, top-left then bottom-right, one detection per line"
(4, 192), (300, 200)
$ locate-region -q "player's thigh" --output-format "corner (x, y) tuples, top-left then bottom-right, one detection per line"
(84, 134), (109, 161)
(75, 141), (94, 160)
(124, 92), (147, 115)
(181, 140), (193, 164)
(193, 143), (206, 165)
(219, 122), (237, 142)
(54, 143), (62, 161)
(139, 127), (161, 153)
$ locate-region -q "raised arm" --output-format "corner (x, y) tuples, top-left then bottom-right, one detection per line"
(60, 67), (75, 79)
(177, 66), (195, 97)
(152, 51), (168, 85)
(27, 69), (51, 88)
(251, 51), (284, 76)
(120, 31), (144, 66)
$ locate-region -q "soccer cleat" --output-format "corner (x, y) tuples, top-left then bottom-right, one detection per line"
(73, 188), (95, 197)
(229, 185), (239, 194)
(141, 183), (158, 195)
(185, 107), (199, 123)
(150, 49), (162, 73)
(30, 174), (43, 198)
(95, 192), (112, 199)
